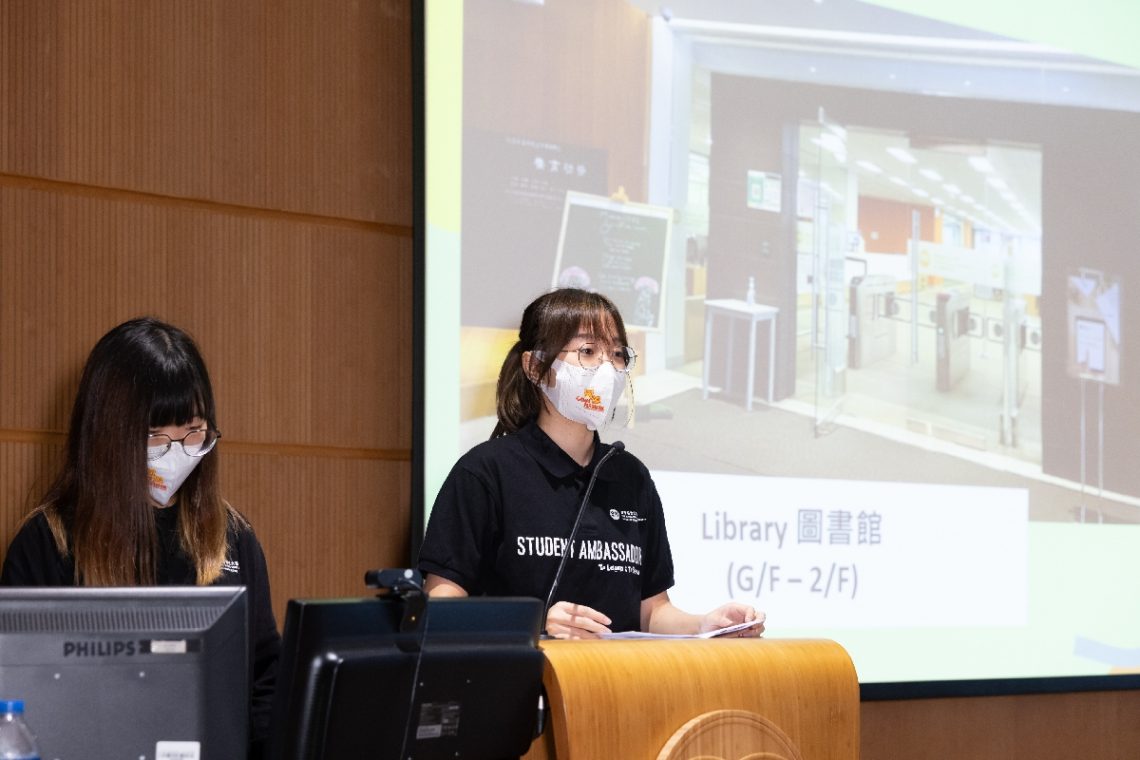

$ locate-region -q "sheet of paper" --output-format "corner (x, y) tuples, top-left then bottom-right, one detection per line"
(599, 618), (764, 640)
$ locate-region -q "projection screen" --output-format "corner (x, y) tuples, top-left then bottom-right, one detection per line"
(417, 0), (1140, 694)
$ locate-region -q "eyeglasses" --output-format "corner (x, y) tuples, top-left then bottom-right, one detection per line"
(559, 343), (638, 374)
(146, 428), (221, 461)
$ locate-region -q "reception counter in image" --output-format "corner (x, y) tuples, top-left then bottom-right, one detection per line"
(702, 299), (779, 411)
(524, 638), (858, 760)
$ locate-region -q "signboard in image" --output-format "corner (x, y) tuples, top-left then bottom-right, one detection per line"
(1075, 317), (1106, 374)
(1066, 271), (1121, 385)
(747, 170), (782, 213)
(552, 191), (672, 330)
(462, 131), (607, 327)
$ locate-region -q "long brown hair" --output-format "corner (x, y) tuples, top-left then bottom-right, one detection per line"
(38, 317), (238, 586)
(492, 288), (629, 438)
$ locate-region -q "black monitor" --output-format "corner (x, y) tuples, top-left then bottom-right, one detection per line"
(0, 586), (248, 759)
(270, 594), (545, 760)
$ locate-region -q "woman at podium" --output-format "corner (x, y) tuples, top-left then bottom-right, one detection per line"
(419, 288), (764, 639)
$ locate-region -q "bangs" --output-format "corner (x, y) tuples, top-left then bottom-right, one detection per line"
(148, 367), (209, 427)
(580, 306), (625, 345)
(525, 288), (629, 360)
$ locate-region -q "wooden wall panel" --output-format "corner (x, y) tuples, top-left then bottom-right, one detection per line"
(0, 186), (412, 450)
(1, 0), (412, 225)
(0, 0), (413, 626)
(223, 453), (410, 608)
(0, 442), (64, 537)
(862, 689), (1140, 760)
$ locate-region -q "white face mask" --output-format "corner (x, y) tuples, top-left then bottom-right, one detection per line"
(540, 358), (627, 431)
(147, 444), (204, 506)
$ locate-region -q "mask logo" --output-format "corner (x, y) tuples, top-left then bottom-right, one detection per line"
(147, 468), (168, 493)
(539, 359), (627, 432)
(577, 388), (604, 412)
(147, 444), (204, 506)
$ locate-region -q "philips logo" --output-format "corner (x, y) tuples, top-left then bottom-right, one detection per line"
(63, 640), (138, 658)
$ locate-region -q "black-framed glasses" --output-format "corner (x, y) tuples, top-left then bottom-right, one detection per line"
(559, 343), (637, 374)
(146, 429), (221, 461)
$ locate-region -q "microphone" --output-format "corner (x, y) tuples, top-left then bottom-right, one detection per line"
(543, 440), (625, 627)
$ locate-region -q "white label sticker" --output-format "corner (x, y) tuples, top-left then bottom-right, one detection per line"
(150, 640), (189, 654)
(156, 741), (201, 760)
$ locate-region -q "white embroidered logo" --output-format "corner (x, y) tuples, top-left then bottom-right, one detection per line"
(614, 509), (645, 523)
(222, 560), (240, 574)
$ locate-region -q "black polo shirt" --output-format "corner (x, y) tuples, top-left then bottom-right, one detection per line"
(418, 419), (675, 633)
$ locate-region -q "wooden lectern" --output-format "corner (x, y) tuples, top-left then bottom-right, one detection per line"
(523, 639), (858, 760)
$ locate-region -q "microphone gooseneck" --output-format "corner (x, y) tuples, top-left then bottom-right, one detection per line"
(543, 440), (625, 627)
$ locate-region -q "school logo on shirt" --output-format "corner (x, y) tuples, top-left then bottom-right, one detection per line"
(611, 509), (645, 523)
(222, 559), (240, 574)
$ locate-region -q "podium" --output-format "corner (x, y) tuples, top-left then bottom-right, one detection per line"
(523, 639), (858, 760)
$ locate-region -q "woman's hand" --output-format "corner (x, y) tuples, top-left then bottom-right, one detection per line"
(699, 603), (765, 637)
(545, 601), (612, 639)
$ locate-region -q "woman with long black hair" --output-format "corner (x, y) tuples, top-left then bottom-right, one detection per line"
(1, 317), (279, 759)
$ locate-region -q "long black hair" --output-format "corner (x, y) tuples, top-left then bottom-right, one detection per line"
(38, 317), (236, 585)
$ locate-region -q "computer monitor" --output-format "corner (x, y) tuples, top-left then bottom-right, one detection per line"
(0, 586), (249, 760)
(270, 595), (545, 760)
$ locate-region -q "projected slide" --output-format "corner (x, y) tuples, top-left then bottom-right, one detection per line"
(423, 0), (1140, 687)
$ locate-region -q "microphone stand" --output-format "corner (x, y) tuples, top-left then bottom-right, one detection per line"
(543, 441), (625, 629)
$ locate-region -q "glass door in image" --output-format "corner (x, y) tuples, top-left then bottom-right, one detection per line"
(801, 111), (852, 434)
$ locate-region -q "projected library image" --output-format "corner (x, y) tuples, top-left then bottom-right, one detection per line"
(423, 0), (1140, 686)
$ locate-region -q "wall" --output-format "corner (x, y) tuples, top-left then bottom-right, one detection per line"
(859, 196), (936, 255)
(862, 689), (1140, 759)
(0, 0), (414, 623)
(707, 76), (798, 400)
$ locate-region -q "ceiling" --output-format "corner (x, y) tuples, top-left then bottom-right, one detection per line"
(809, 127), (1042, 237)
(638, 0), (1134, 238)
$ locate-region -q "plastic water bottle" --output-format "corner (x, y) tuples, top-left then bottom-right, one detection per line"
(0, 701), (40, 760)
(745, 276), (756, 305)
